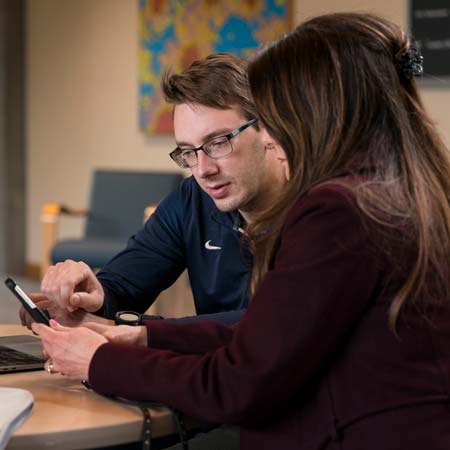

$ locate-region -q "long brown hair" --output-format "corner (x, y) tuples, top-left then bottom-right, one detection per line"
(247, 13), (450, 330)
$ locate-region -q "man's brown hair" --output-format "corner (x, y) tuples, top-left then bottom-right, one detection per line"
(161, 53), (257, 120)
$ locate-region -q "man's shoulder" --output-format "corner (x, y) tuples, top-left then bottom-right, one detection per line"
(163, 176), (215, 212)
(158, 176), (237, 227)
(168, 176), (210, 202)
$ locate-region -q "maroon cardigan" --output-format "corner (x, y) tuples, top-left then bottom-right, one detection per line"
(89, 184), (450, 450)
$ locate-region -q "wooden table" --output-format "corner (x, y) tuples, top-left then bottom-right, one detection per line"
(0, 325), (176, 450)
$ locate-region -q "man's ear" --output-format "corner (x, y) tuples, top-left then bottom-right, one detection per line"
(271, 144), (287, 162)
(260, 127), (278, 151)
(260, 127), (290, 180)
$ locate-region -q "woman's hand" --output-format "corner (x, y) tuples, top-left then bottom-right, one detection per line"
(32, 319), (107, 380)
(83, 322), (148, 347)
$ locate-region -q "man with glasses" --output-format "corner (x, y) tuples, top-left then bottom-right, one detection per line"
(21, 53), (287, 328)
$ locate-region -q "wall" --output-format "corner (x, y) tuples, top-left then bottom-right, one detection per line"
(0, 1), (7, 272)
(26, 0), (181, 266)
(26, 0), (450, 266)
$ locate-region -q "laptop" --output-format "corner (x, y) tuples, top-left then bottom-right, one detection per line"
(0, 335), (45, 373)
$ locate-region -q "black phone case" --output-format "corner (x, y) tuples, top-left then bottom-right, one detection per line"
(4, 277), (50, 325)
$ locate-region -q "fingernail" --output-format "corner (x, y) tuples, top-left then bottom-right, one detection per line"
(72, 294), (80, 307)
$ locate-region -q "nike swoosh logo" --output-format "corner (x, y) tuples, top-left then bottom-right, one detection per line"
(205, 240), (222, 250)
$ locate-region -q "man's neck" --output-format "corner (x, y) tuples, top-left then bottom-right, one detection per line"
(239, 209), (260, 226)
(239, 188), (282, 225)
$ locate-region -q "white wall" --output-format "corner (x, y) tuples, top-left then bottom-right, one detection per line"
(26, 0), (450, 266)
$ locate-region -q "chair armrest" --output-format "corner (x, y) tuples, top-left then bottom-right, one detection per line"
(41, 203), (87, 220)
(143, 205), (157, 223)
(40, 203), (88, 278)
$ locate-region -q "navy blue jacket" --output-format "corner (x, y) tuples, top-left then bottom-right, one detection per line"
(97, 176), (251, 323)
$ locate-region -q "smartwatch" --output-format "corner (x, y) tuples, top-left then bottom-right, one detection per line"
(115, 311), (143, 326)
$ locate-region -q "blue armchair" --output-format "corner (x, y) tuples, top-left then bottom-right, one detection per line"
(41, 170), (183, 277)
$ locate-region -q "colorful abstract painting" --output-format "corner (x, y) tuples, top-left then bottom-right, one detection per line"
(139, 0), (291, 134)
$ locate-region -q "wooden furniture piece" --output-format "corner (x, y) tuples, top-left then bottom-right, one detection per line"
(0, 325), (179, 450)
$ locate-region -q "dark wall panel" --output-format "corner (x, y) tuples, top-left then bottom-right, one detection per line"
(411, 0), (450, 77)
(0, 0), (26, 274)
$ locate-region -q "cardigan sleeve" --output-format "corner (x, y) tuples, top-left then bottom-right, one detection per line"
(88, 185), (381, 427)
(145, 319), (236, 353)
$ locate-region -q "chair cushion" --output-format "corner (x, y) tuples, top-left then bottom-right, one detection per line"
(51, 239), (127, 269)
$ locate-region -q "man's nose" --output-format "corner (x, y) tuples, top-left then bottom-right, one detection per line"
(194, 151), (219, 178)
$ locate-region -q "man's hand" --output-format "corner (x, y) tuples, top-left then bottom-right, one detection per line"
(84, 322), (148, 347)
(41, 260), (105, 313)
(32, 320), (107, 380)
(19, 293), (113, 330)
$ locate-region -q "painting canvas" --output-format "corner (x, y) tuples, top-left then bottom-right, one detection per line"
(139, 0), (291, 134)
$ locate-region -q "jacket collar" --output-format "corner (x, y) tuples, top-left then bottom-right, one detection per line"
(210, 208), (245, 233)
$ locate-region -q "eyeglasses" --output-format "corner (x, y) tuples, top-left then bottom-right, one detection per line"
(170, 118), (258, 169)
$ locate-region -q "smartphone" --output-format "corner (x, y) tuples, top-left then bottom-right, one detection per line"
(5, 277), (50, 325)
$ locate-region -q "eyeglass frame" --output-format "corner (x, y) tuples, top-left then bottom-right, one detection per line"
(169, 118), (258, 169)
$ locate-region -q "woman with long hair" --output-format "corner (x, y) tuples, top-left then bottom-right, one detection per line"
(34, 13), (450, 449)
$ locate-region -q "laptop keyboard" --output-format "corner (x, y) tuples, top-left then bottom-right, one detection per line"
(0, 345), (45, 366)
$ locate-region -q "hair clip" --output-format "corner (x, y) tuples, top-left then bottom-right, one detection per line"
(395, 45), (424, 81)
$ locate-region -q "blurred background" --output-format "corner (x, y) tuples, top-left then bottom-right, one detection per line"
(0, 0), (448, 322)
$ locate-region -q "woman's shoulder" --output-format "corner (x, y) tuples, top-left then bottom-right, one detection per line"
(308, 180), (357, 202)
(277, 178), (378, 272)
(286, 179), (361, 225)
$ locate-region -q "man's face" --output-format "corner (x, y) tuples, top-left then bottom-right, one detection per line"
(173, 103), (287, 222)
